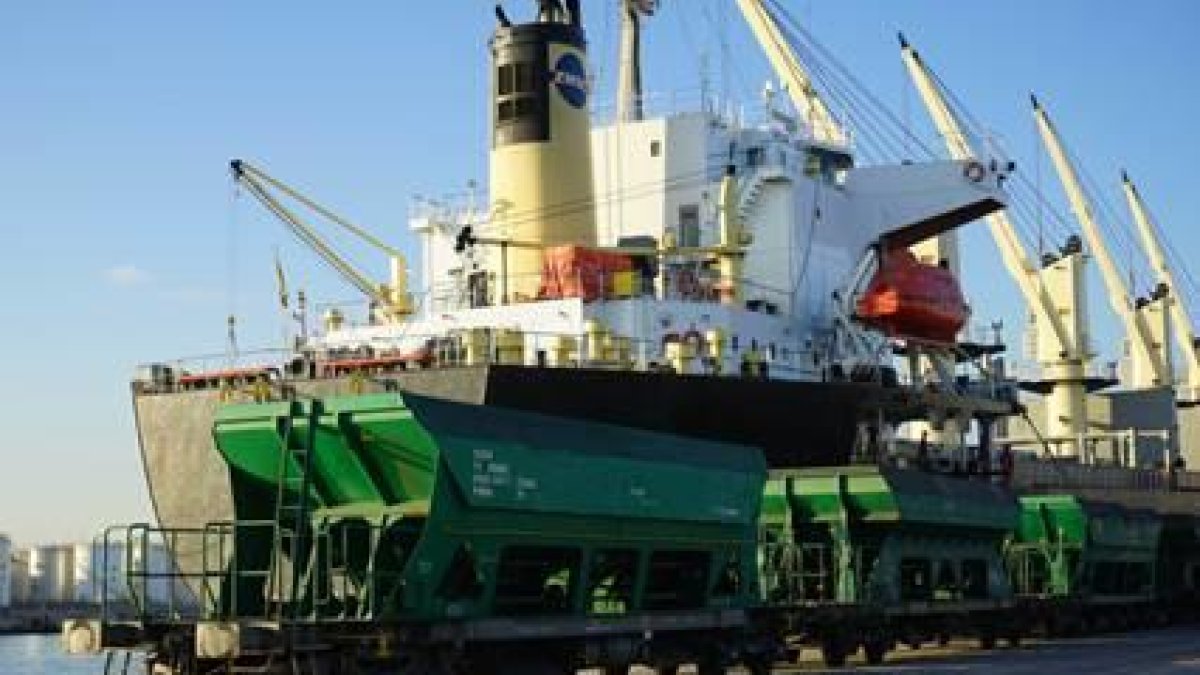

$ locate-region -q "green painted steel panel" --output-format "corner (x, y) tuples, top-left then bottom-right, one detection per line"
(324, 394), (439, 503)
(783, 466), (1018, 532)
(214, 395), (442, 509)
(410, 394), (764, 525)
(1015, 495), (1161, 552)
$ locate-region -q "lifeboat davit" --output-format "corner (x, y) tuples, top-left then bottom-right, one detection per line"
(856, 248), (968, 343)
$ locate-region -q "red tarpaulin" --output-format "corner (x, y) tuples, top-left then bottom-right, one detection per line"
(538, 245), (634, 301)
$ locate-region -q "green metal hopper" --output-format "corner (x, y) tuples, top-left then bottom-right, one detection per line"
(761, 466), (1019, 606)
(211, 393), (767, 623)
(1008, 495), (1161, 602)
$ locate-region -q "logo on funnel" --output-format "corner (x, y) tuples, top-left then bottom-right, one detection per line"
(552, 53), (588, 109)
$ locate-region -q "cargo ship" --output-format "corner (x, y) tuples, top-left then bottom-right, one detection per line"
(131, 0), (1024, 563)
(63, 2), (1200, 673)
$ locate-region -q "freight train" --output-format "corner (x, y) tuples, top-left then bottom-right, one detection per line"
(63, 392), (1200, 674)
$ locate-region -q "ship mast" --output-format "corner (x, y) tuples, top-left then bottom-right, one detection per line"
(617, 0), (656, 123)
(1122, 172), (1200, 400)
(1034, 97), (1173, 389)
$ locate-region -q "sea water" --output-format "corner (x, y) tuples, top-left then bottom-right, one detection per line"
(0, 634), (107, 675)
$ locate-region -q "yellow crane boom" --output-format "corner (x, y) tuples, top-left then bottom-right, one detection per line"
(1122, 171), (1200, 394)
(230, 159), (414, 322)
(1032, 98), (1171, 387)
(734, 0), (844, 145)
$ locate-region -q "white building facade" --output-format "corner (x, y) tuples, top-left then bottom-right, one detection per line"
(0, 534), (11, 609)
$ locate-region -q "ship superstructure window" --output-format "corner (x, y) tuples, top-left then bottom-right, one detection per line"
(650, 140), (662, 158)
(804, 147), (854, 187)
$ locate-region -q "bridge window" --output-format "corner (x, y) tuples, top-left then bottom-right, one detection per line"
(804, 148), (854, 187)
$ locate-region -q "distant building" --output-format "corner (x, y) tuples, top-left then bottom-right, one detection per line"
(28, 544), (76, 604)
(11, 541), (178, 607)
(73, 542), (174, 606)
(10, 549), (30, 605)
(0, 534), (10, 609)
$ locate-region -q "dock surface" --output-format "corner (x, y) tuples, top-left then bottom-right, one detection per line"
(781, 625), (1200, 673)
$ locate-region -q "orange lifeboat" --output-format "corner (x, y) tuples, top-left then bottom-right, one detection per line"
(856, 248), (968, 343)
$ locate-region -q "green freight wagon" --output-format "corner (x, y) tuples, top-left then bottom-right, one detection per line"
(760, 465), (1020, 666)
(209, 393), (768, 671)
(1158, 513), (1200, 620)
(1007, 495), (1162, 633)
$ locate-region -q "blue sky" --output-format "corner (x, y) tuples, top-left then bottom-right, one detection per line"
(2, 1), (1198, 545)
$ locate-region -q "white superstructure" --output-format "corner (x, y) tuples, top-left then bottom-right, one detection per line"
(357, 103), (1007, 381)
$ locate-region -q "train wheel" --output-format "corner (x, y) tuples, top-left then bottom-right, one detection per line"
(470, 652), (569, 675)
(694, 660), (726, 675)
(400, 650), (470, 675)
(863, 637), (889, 666)
(744, 657), (773, 675)
(820, 636), (848, 668)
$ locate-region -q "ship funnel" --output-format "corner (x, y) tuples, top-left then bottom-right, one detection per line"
(487, 0), (597, 303)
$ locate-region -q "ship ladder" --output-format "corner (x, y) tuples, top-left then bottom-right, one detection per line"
(267, 400), (320, 623)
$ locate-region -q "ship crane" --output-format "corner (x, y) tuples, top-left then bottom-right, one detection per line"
(1033, 99), (1173, 389)
(733, 0), (845, 145)
(230, 159), (414, 324)
(900, 36), (1097, 455)
(1121, 172), (1200, 401)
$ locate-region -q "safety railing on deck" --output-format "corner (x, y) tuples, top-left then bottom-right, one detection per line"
(1009, 453), (1179, 493)
(93, 515), (421, 626)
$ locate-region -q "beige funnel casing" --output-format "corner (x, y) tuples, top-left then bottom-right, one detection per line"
(488, 15), (597, 304)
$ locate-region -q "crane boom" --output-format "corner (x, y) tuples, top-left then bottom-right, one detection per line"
(235, 161), (406, 259)
(1122, 171), (1200, 392)
(900, 36), (1077, 358)
(231, 160), (413, 321)
(1032, 98), (1170, 386)
(734, 0), (844, 145)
